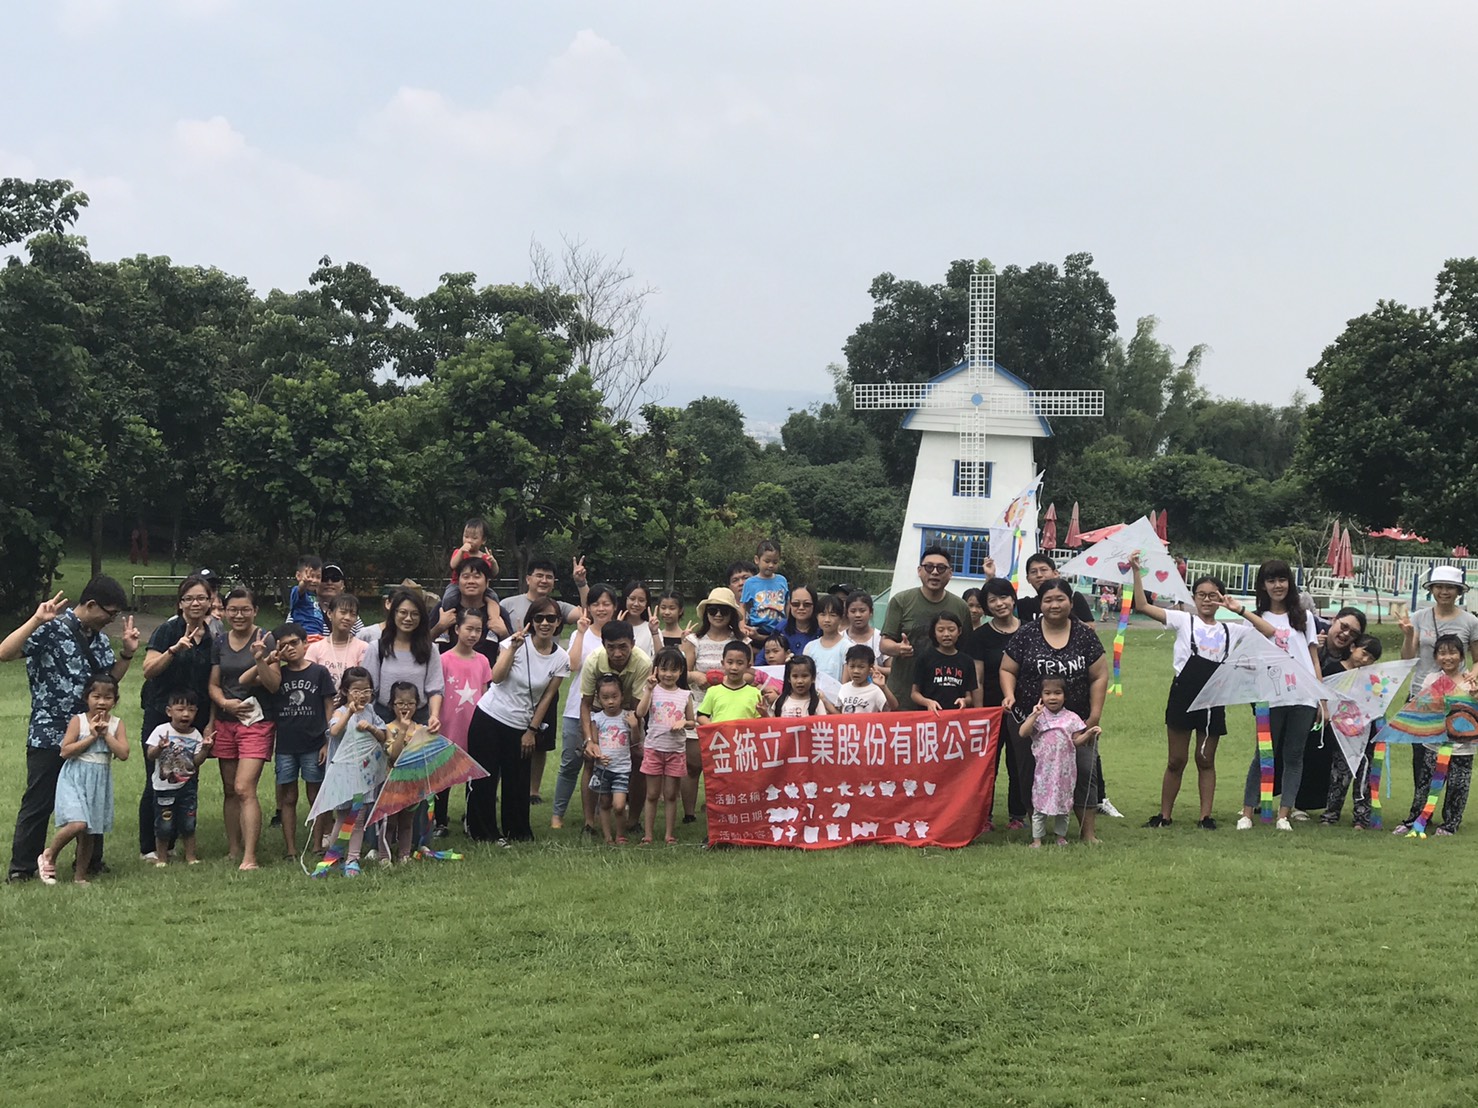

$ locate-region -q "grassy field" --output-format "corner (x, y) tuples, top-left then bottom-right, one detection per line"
(2, 601), (1474, 1106)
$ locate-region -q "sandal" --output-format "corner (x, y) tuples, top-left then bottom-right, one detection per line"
(36, 852), (57, 886)
(1143, 814), (1172, 828)
(665, 836), (679, 845)
(344, 861), (362, 877)
(639, 836), (653, 845)
(615, 836), (629, 845)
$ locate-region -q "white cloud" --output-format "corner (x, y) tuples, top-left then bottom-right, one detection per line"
(365, 28), (797, 177)
(174, 116), (250, 163)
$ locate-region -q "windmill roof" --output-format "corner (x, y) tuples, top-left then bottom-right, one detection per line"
(900, 360), (1053, 438)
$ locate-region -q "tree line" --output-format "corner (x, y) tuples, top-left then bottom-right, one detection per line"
(1, 177), (1466, 615)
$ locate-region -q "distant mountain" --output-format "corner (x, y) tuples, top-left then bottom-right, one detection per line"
(647, 382), (833, 442)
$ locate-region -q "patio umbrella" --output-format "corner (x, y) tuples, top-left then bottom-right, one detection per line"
(1324, 520), (1341, 569)
(1155, 509), (1168, 543)
(1074, 522), (1126, 544)
(1064, 502), (1082, 547)
(1334, 528), (1355, 579)
(1041, 503), (1057, 551)
(1454, 545), (1471, 558)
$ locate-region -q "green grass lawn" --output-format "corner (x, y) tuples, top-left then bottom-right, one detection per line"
(2, 624), (1475, 1107)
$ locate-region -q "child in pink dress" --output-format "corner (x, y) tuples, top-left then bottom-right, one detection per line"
(1020, 676), (1101, 847)
(434, 609), (492, 836)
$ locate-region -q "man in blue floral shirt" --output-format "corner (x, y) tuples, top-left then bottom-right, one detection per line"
(2, 576), (140, 882)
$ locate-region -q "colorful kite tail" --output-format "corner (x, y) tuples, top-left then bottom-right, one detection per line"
(1109, 582), (1131, 696)
(1408, 744), (1452, 838)
(413, 846), (464, 862)
(1368, 741), (1384, 828)
(313, 800), (363, 876)
(1255, 703), (1274, 822)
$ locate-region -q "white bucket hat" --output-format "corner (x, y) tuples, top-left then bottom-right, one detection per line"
(1428, 565), (1467, 593)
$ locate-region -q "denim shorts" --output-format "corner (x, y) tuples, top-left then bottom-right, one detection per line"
(589, 767), (631, 796)
(153, 779), (199, 838)
(274, 749), (326, 786)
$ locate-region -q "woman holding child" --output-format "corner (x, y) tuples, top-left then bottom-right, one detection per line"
(1000, 578), (1109, 842)
(136, 574), (215, 861)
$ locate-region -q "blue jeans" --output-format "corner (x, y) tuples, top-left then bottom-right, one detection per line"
(153, 780), (199, 838)
(552, 716), (587, 819)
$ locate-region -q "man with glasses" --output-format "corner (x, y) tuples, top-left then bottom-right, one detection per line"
(502, 557), (590, 629)
(2, 576), (140, 882)
(880, 546), (972, 710)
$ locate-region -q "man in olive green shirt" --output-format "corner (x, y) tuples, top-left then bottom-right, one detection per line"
(881, 546), (974, 709)
(579, 621), (653, 819)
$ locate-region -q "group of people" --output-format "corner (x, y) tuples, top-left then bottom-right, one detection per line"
(5, 517), (1473, 883)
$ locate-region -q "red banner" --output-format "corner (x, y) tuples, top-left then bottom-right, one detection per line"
(698, 708), (1003, 849)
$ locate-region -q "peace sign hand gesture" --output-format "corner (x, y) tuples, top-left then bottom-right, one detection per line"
(32, 591), (67, 624)
(572, 556), (588, 586)
(119, 614), (141, 656)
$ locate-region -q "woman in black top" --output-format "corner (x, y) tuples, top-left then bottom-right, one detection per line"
(1000, 578), (1109, 842)
(136, 575), (216, 859)
(967, 577), (1027, 829)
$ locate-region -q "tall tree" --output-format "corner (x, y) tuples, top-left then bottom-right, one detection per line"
(1299, 259), (1478, 544)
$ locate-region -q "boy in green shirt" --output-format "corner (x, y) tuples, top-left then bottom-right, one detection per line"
(697, 640), (771, 722)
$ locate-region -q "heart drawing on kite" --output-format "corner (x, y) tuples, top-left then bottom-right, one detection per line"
(1085, 556), (1098, 566)
(1116, 561), (1133, 574)
(1155, 570), (1170, 582)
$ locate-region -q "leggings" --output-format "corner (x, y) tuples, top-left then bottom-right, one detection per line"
(1031, 812), (1068, 840)
(552, 716), (586, 820)
(1324, 743), (1375, 827)
(1243, 705), (1318, 809)
(1404, 749), (1475, 832)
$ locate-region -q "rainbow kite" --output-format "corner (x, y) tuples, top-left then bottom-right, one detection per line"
(1373, 674), (1456, 746)
(368, 727), (489, 826)
(1109, 582), (1132, 696)
(1255, 702), (1274, 821)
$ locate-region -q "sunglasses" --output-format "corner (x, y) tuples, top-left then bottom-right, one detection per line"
(530, 613), (561, 625)
(920, 564), (949, 574)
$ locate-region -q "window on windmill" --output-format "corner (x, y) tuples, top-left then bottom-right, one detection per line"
(920, 529), (990, 576)
(952, 460), (993, 498)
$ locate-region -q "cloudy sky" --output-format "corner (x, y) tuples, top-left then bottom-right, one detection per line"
(5, 1), (1475, 425)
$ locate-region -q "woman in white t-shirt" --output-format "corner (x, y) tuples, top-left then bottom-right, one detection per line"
(1132, 557), (1274, 831)
(551, 584), (618, 828)
(466, 598), (570, 844)
(1238, 559), (1323, 832)
(1399, 566), (1478, 801)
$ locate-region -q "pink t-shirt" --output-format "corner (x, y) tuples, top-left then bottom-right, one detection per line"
(440, 649), (492, 750)
(305, 636), (368, 690)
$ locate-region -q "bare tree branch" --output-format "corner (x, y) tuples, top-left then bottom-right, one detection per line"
(530, 234), (669, 422)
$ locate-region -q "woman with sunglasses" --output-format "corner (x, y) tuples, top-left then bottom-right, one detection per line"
(466, 598), (570, 844)
(136, 574), (216, 861)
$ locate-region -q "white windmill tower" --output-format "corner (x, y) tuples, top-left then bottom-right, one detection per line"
(853, 272), (1105, 597)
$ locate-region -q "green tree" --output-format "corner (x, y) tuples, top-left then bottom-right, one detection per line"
(1299, 259), (1478, 544)
(216, 365), (397, 550)
(680, 396), (760, 508)
(1101, 316), (1206, 457)
(631, 404), (710, 589)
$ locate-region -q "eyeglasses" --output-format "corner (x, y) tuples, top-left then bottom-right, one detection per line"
(1193, 592), (1221, 601)
(181, 594), (211, 604)
(920, 564), (949, 575)
(530, 614), (561, 625)
(225, 607), (254, 616)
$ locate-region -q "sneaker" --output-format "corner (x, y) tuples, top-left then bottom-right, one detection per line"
(1392, 823), (1412, 836)
(432, 825), (449, 839)
(1055, 836), (1070, 847)
(364, 849), (379, 862)
(1143, 815), (1172, 828)
(36, 852), (57, 886)
(1290, 809), (1310, 822)
(1098, 798), (1125, 818)
(1275, 817), (1293, 832)
(1318, 813), (1338, 826)
(496, 838), (511, 850)
(530, 794), (544, 805)
(1007, 818), (1026, 831)
(1236, 816), (1253, 831)
(140, 851), (158, 863)
(682, 814), (697, 825)
(5, 870), (33, 884)
(344, 861), (361, 877)
(1435, 827), (1456, 836)
(1197, 817), (1217, 830)
(269, 810), (282, 828)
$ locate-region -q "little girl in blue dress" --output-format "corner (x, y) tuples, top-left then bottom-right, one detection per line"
(39, 672), (130, 885)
